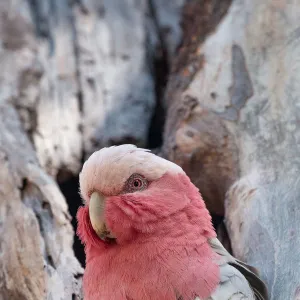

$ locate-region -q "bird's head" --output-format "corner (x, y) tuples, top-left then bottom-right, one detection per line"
(78, 144), (215, 245)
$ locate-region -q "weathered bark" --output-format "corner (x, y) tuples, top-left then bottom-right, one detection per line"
(73, 0), (156, 157)
(0, 2), (83, 298)
(0, 104), (83, 299)
(225, 174), (300, 299)
(163, 0), (300, 298)
(8, 0), (83, 179)
(1, 0), (183, 180)
(162, 0), (234, 215)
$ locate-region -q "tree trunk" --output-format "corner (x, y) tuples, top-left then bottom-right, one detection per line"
(0, 105), (83, 299)
(3, 0), (185, 180)
(0, 0), (185, 299)
(163, 0), (300, 298)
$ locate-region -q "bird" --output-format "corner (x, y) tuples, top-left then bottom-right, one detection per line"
(76, 144), (268, 300)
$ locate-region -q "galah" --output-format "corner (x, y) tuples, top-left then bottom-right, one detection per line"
(77, 144), (268, 300)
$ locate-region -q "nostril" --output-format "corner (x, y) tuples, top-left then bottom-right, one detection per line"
(87, 189), (101, 199)
(87, 190), (93, 199)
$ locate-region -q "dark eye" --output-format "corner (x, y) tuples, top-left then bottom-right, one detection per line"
(133, 178), (142, 188)
(124, 173), (148, 193)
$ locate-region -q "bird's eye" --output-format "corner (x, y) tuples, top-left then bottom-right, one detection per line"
(133, 178), (142, 188)
(124, 173), (148, 193)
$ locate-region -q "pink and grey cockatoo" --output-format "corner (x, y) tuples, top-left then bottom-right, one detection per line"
(77, 144), (268, 300)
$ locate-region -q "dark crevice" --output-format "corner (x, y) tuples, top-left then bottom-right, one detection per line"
(211, 214), (224, 230)
(146, 0), (170, 150)
(59, 176), (85, 267)
(147, 53), (168, 149)
(57, 169), (76, 183)
(19, 178), (28, 193)
(47, 255), (55, 268)
(74, 272), (83, 280)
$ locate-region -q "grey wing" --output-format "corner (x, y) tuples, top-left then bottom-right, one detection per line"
(180, 260), (255, 300)
(206, 238), (268, 300)
(205, 262), (255, 299)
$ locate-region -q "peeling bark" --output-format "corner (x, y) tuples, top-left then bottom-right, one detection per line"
(162, 0), (234, 215)
(163, 0), (300, 298)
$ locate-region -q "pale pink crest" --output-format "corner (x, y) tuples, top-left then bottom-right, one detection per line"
(79, 144), (184, 202)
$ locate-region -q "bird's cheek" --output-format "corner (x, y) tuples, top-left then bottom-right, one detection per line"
(105, 197), (136, 241)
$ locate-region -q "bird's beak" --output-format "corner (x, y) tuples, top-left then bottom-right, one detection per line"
(89, 192), (115, 241)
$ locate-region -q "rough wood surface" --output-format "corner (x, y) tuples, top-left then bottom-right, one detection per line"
(2, 0), (83, 179)
(73, 0), (156, 157)
(0, 104), (83, 299)
(0, 0), (172, 179)
(163, 0), (300, 298)
(0, 0), (186, 179)
(162, 0), (233, 215)
(0, 3), (83, 298)
(225, 174), (300, 300)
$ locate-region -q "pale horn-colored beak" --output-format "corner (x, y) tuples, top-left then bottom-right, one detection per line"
(89, 192), (115, 241)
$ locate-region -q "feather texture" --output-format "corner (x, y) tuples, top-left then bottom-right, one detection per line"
(206, 238), (268, 300)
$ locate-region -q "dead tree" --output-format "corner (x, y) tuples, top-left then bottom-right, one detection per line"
(162, 0), (300, 299)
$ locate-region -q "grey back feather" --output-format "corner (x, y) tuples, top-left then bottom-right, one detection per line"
(207, 238), (268, 300)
